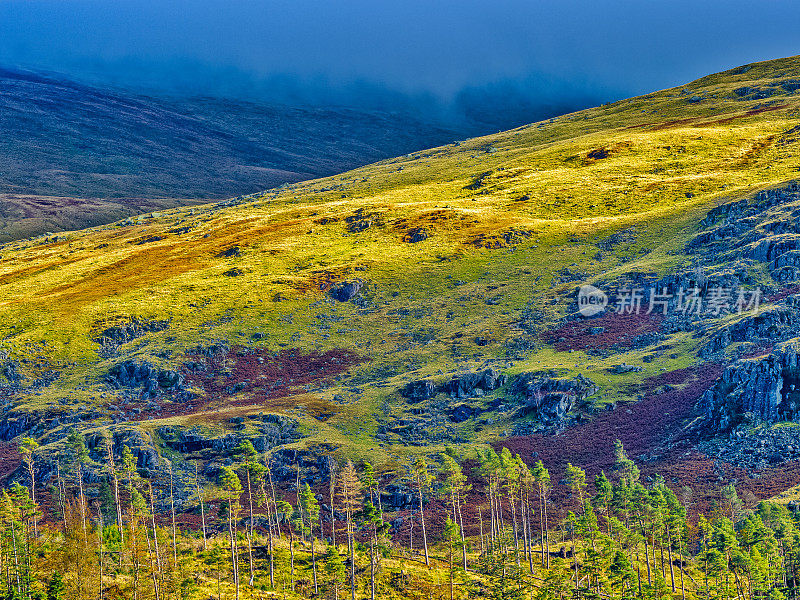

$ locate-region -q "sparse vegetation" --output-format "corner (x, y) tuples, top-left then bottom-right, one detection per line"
(4, 56), (800, 598)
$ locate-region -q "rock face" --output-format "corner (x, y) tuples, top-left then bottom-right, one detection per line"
(399, 369), (506, 402)
(399, 380), (437, 402)
(106, 360), (184, 398)
(510, 372), (598, 424)
(329, 280), (363, 302)
(700, 305), (800, 357)
(267, 445), (337, 486)
(700, 338), (800, 432)
(381, 484), (415, 510)
(159, 414), (300, 457)
(688, 181), (800, 285)
(442, 369), (506, 399)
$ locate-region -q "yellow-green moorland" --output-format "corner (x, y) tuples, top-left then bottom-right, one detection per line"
(2, 55), (800, 464)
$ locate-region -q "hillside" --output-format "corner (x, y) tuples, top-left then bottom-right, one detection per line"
(3, 55), (800, 521)
(0, 67), (461, 241)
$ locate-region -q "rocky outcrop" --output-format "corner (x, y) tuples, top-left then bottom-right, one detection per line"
(399, 369), (506, 402)
(448, 404), (481, 423)
(266, 445), (337, 486)
(510, 371), (598, 424)
(688, 182), (800, 285)
(158, 414), (300, 457)
(399, 380), (437, 402)
(381, 483), (415, 510)
(106, 360), (184, 398)
(23, 418), (308, 513)
(700, 305), (800, 357)
(442, 369), (506, 399)
(700, 338), (800, 432)
(329, 280), (363, 302)
(92, 317), (170, 346)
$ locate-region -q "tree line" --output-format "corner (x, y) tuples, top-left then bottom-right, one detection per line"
(4, 432), (800, 600)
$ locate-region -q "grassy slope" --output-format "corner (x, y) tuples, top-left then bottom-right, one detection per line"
(4, 56), (800, 466)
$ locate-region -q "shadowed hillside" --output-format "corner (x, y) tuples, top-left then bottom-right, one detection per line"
(0, 66), (464, 239)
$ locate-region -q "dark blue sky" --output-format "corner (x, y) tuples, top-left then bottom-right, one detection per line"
(2, 0), (800, 104)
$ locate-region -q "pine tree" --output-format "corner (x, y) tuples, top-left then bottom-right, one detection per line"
(500, 448), (521, 563)
(101, 431), (124, 557)
(565, 463), (587, 512)
(66, 430), (89, 539)
(323, 545), (346, 600)
(443, 517), (462, 600)
(609, 550), (635, 598)
(46, 571), (64, 600)
(338, 460), (361, 600)
(275, 499), (296, 592)
(411, 457), (433, 567)
(254, 460), (275, 588)
(18, 437), (39, 537)
(531, 460), (551, 568)
(233, 439), (260, 588)
(193, 462), (208, 551)
(612, 440), (640, 486)
(219, 466), (242, 600)
(631, 483), (653, 588)
(361, 462), (382, 519)
(355, 500), (384, 600)
(440, 453), (468, 570)
(300, 482), (321, 596)
(593, 471), (613, 538)
(122, 445), (145, 600)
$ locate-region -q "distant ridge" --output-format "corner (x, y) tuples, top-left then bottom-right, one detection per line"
(0, 66), (461, 238)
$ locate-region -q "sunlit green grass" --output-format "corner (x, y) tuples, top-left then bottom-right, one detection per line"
(4, 55), (800, 459)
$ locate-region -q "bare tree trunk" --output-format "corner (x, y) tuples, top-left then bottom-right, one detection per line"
(130, 518), (140, 600)
(311, 520), (318, 596)
(245, 466), (255, 587)
(267, 508), (275, 589)
(543, 488), (550, 569)
(227, 496), (240, 600)
(148, 483), (164, 595)
(328, 458), (336, 546)
(77, 463), (88, 538)
(289, 520), (295, 592)
(572, 523), (578, 589)
(25, 459), (37, 538)
(10, 520), (21, 598)
(106, 437), (124, 551)
(456, 492), (467, 571)
(169, 461), (177, 570)
(348, 511), (355, 600)
(267, 465), (281, 539)
(678, 529), (686, 600)
(510, 492), (520, 565)
(144, 512), (161, 600)
(488, 484), (496, 550)
(57, 463), (67, 533)
(98, 509), (104, 600)
(524, 490), (533, 574)
(417, 484), (429, 567)
(369, 538), (375, 600)
(195, 463), (207, 551)
(667, 528), (676, 593)
(642, 523), (652, 586)
(478, 506), (485, 556)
